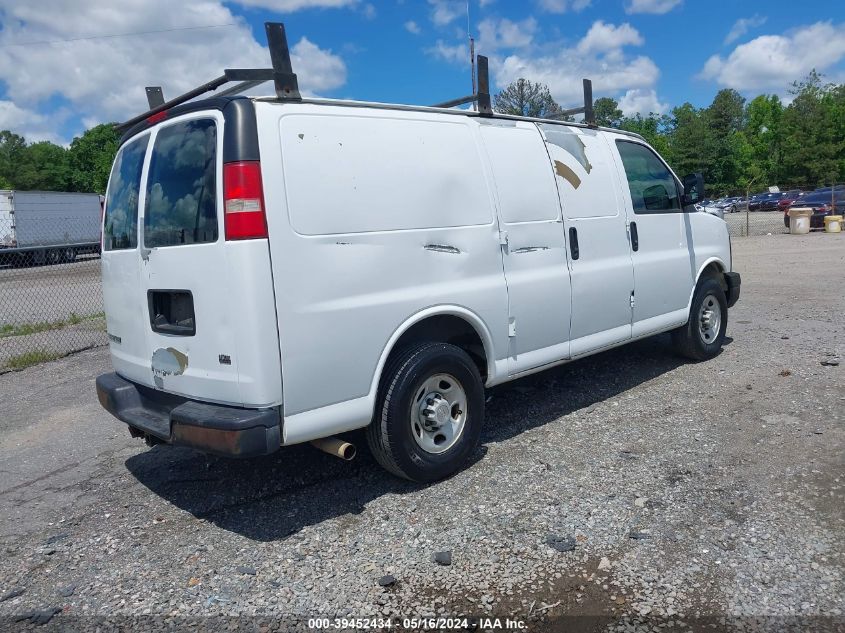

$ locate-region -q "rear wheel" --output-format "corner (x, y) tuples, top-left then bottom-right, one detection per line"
(672, 276), (728, 361)
(61, 248), (76, 263)
(366, 342), (484, 482)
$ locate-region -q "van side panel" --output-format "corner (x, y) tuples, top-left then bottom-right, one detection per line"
(255, 104), (509, 436)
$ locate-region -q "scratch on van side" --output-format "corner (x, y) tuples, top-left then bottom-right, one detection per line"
(554, 161), (581, 189)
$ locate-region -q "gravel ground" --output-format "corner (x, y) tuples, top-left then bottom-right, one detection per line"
(0, 233), (842, 632)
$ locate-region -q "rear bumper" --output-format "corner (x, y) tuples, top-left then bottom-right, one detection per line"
(724, 272), (741, 308)
(96, 373), (281, 457)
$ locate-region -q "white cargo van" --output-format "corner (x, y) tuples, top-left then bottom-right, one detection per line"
(96, 23), (739, 482)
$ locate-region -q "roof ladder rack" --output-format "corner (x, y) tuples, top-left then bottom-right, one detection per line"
(431, 55), (492, 115)
(116, 22), (300, 133)
(117, 21), (596, 134)
(552, 79), (596, 127)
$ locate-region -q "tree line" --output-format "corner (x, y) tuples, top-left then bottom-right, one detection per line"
(495, 71), (845, 196)
(0, 71), (842, 198)
(0, 124), (119, 194)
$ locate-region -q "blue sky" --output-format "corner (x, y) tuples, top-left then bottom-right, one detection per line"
(0, 0), (842, 144)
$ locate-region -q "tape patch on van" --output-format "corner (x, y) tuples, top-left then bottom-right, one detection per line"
(151, 347), (189, 377)
(554, 161), (582, 189)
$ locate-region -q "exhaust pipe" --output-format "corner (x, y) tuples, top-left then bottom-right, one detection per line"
(310, 437), (356, 461)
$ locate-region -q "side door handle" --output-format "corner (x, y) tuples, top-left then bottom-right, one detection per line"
(630, 221), (639, 252)
(568, 227), (579, 260)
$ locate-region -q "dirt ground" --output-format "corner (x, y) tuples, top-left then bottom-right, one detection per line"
(0, 233), (842, 632)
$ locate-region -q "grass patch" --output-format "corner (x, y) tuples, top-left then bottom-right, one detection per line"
(4, 349), (63, 370)
(0, 312), (105, 338)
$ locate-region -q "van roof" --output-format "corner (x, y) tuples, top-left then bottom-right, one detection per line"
(119, 93), (646, 146)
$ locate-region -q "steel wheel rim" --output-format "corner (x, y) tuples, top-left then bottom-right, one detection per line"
(410, 373), (467, 454)
(698, 293), (722, 345)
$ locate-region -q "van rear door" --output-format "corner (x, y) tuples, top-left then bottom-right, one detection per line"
(102, 110), (282, 408)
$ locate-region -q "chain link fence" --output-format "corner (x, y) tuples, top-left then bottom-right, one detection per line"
(720, 184), (843, 237)
(0, 199), (106, 372)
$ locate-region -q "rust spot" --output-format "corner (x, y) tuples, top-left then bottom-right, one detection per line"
(554, 160), (581, 189)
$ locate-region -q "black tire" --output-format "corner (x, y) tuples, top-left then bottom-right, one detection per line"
(61, 248), (76, 263)
(46, 249), (61, 265)
(366, 342), (484, 483)
(672, 276), (728, 361)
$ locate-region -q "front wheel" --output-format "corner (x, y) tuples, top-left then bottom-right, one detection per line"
(366, 342), (485, 482)
(672, 276), (728, 361)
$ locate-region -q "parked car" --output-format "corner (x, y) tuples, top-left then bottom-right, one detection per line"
(783, 189), (845, 229)
(95, 22), (741, 482)
(777, 190), (805, 212)
(749, 191), (785, 211)
(709, 197), (742, 214)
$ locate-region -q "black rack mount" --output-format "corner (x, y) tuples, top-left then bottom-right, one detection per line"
(117, 22), (596, 133)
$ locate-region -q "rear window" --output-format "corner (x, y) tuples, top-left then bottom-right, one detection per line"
(144, 119), (217, 247)
(103, 135), (149, 251)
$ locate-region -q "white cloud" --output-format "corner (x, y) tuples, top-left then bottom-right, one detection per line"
(428, 0), (464, 27)
(479, 0), (496, 6)
(426, 40), (469, 65)
(618, 88), (668, 116)
(405, 20), (422, 35)
(361, 3), (376, 19)
(492, 21), (658, 106)
(477, 17), (537, 53)
(537, 0), (592, 13)
(577, 21), (642, 54)
(724, 15), (767, 45)
(0, 0), (347, 138)
(701, 21), (845, 90)
(228, 0), (358, 10)
(0, 101), (67, 144)
(625, 0), (681, 15)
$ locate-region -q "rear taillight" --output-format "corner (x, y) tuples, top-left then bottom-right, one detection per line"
(223, 161), (267, 240)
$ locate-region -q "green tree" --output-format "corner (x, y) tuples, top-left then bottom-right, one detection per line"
(593, 97), (623, 128)
(742, 94), (784, 187)
(666, 103), (712, 186)
(15, 141), (72, 191)
(493, 78), (563, 118)
(704, 89), (745, 195)
(0, 130), (27, 188)
(68, 123), (119, 193)
(779, 71), (843, 187)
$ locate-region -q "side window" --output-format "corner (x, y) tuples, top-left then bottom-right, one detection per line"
(144, 119), (217, 247)
(103, 135), (149, 251)
(616, 140), (680, 214)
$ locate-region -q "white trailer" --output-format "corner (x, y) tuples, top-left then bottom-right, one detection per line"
(0, 190), (102, 265)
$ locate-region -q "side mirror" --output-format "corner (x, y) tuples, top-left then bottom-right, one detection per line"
(682, 173), (705, 207)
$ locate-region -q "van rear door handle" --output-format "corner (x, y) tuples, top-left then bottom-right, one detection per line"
(630, 221), (639, 252)
(568, 227), (579, 260)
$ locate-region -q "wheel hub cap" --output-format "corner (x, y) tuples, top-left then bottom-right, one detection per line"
(697, 294), (722, 344)
(411, 373), (468, 454)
